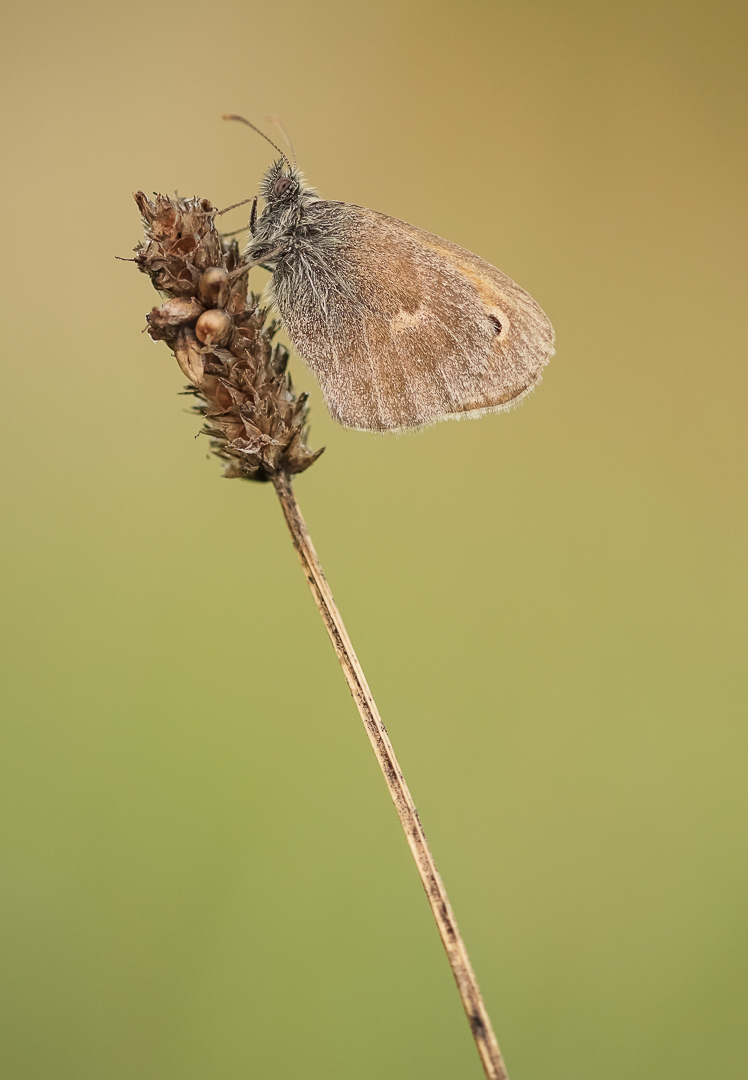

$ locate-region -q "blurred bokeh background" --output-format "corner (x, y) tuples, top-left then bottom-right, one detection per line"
(1, 1), (746, 1077)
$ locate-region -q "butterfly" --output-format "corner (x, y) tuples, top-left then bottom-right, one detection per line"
(229, 117), (555, 432)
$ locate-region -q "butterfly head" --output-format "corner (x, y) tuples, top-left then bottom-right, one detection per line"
(260, 158), (312, 209)
(247, 158), (320, 262)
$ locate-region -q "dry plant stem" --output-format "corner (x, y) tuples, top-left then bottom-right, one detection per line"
(272, 471), (509, 1080)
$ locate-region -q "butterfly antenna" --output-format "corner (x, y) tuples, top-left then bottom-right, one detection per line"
(223, 114), (289, 167)
(265, 114), (296, 169)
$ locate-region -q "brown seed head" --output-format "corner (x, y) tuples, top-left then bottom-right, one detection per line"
(132, 190), (323, 481)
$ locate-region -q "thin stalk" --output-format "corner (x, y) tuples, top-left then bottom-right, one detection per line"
(272, 471), (509, 1080)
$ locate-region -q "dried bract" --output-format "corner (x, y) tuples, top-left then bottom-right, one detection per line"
(133, 191), (322, 481)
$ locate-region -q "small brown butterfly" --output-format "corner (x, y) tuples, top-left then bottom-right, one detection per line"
(228, 116), (554, 432)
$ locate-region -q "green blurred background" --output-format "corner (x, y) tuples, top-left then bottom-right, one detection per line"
(1, 1), (746, 1077)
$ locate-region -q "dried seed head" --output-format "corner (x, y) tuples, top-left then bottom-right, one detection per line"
(195, 308), (232, 346)
(133, 191), (322, 481)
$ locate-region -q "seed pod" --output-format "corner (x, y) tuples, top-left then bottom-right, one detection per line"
(195, 308), (232, 346)
(148, 296), (204, 334)
(198, 266), (229, 306)
(173, 328), (205, 386)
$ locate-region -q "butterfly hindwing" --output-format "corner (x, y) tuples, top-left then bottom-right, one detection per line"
(270, 202), (554, 431)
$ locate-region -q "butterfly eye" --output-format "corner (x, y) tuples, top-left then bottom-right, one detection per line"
(274, 176), (293, 197)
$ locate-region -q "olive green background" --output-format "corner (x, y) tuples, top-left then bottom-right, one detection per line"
(1, 1), (746, 1077)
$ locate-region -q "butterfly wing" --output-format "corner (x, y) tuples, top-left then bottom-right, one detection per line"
(270, 202), (554, 431)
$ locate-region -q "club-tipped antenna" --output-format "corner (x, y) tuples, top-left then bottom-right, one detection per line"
(265, 114), (296, 168)
(223, 114), (289, 167)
